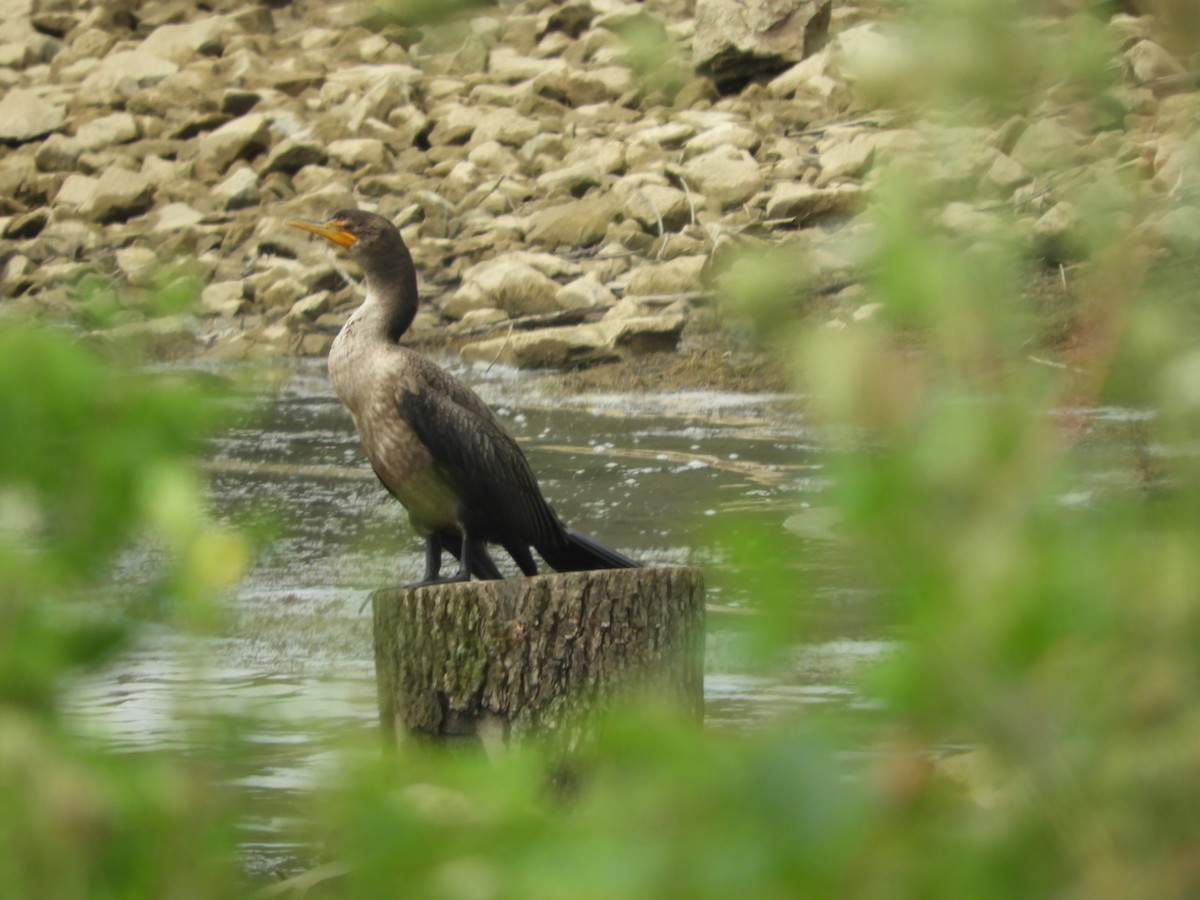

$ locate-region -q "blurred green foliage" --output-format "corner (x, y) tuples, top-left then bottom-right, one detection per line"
(5, 0), (1200, 897)
(0, 324), (249, 897)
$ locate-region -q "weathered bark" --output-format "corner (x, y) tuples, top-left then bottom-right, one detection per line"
(372, 567), (705, 748)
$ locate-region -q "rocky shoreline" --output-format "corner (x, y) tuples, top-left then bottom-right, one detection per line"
(1, 0), (1197, 382)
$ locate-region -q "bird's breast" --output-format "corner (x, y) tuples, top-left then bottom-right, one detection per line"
(328, 325), (459, 530)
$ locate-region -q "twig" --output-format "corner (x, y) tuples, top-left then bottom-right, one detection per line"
(636, 187), (666, 240)
(617, 290), (708, 304)
(786, 115), (889, 139)
(1027, 354), (1087, 375)
(416, 306), (597, 343)
(476, 174), (509, 210)
(675, 173), (699, 229)
(484, 321), (515, 374)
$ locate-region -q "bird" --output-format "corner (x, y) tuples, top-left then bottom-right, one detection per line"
(289, 209), (642, 586)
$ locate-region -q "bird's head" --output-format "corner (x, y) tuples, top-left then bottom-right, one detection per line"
(288, 209), (400, 259)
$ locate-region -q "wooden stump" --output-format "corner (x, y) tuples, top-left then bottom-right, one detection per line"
(371, 567), (704, 748)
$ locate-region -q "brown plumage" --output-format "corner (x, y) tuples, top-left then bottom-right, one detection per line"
(289, 209), (641, 584)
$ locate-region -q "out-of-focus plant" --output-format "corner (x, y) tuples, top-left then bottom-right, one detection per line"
(292, 0), (1200, 898)
(8, 0), (1200, 896)
(609, 12), (691, 103)
(0, 321), (250, 896)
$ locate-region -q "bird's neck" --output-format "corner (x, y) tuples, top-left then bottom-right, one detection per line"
(359, 248), (418, 343)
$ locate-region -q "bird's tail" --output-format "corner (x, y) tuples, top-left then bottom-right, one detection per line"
(537, 530), (642, 572)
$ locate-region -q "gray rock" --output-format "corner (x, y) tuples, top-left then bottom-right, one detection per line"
(767, 47), (838, 100)
(2, 254), (35, 296)
(459, 314), (685, 369)
(54, 28), (116, 72)
(200, 281), (249, 317)
(461, 324), (612, 368)
(559, 273), (616, 309)
(55, 173), (98, 208)
(693, 0), (831, 90)
(386, 106), (433, 148)
(1125, 39), (1185, 84)
(604, 296), (670, 320)
(291, 165), (353, 200)
(984, 152), (1030, 192)
(261, 276), (306, 310)
(34, 133), (80, 171)
(533, 64), (632, 106)
(222, 89), (262, 116)
(563, 139), (625, 175)
(285, 291), (332, 326)
(1008, 118), (1085, 172)
(261, 139), (328, 176)
(74, 112), (139, 151)
(195, 113), (271, 172)
(635, 121), (696, 147)
(620, 181), (692, 233)
(0, 88), (65, 143)
(80, 50), (178, 95)
(140, 16), (236, 65)
(486, 251), (584, 280)
(2, 208), (48, 239)
(1032, 202), (1080, 261)
(472, 109), (540, 147)
(815, 130), (878, 183)
(764, 183), (862, 223)
(536, 161), (603, 197)
(488, 48), (561, 83)
(681, 147), (763, 208)
(468, 141), (520, 174)
(527, 193), (622, 248)
(456, 307), (509, 329)
(440, 161), (484, 204)
(427, 104), (481, 146)
(684, 122), (760, 157)
(140, 155), (184, 190)
(30, 3), (81, 36)
(36, 219), (96, 260)
(939, 202), (1005, 240)
(441, 284), (495, 320)
(624, 255), (707, 296)
(116, 246), (159, 287)
(452, 257), (564, 318)
(0, 40), (36, 69)
(323, 64), (422, 107)
(604, 314), (687, 356)
(327, 138), (387, 169)
(80, 167), (156, 222)
(152, 202), (206, 232)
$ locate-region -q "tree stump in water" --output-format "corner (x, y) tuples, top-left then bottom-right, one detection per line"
(371, 567), (704, 748)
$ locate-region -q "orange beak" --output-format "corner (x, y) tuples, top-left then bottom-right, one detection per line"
(288, 218), (357, 249)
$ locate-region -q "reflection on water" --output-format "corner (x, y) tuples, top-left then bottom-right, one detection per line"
(63, 358), (1154, 875)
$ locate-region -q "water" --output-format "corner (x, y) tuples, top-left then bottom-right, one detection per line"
(61, 357), (1153, 875)
(58, 357), (878, 873)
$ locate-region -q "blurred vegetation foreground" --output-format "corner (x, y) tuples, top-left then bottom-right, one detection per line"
(3, 0), (1200, 897)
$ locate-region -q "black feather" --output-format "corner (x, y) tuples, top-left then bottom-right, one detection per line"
(536, 530), (641, 572)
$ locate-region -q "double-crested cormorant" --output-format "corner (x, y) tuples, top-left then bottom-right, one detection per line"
(289, 209), (641, 585)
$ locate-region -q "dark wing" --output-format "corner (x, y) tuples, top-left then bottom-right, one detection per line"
(396, 363), (562, 547)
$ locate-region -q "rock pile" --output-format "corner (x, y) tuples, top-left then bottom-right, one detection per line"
(0, 0), (1197, 366)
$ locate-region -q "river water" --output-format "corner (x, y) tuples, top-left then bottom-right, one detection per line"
(61, 356), (1151, 874)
